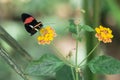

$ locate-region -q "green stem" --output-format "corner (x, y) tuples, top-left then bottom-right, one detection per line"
(76, 71), (79, 80)
(75, 36), (79, 66)
(71, 67), (76, 80)
(78, 41), (100, 67)
(75, 25), (79, 80)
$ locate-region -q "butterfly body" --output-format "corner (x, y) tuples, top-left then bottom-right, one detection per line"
(21, 13), (43, 35)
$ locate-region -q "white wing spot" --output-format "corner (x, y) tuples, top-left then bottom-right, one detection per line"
(29, 25), (34, 28)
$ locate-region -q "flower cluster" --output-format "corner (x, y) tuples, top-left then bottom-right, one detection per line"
(37, 26), (56, 44)
(95, 25), (113, 43)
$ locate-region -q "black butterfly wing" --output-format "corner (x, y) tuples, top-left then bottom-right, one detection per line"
(24, 24), (37, 36)
(21, 13), (43, 35)
(21, 13), (39, 35)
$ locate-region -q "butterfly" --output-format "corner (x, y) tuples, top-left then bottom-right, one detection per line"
(21, 13), (43, 36)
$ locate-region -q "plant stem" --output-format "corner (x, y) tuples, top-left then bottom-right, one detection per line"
(71, 67), (76, 80)
(83, 0), (101, 79)
(78, 41), (100, 66)
(76, 71), (79, 80)
(75, 36), (79, 67)
(75, 25), (79, 80)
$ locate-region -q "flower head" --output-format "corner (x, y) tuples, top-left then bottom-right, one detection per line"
(37, 26), (56, 45)
(95, 25), (113, 43)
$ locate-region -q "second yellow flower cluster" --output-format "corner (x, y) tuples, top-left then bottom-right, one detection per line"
(95, 25), (113, 43)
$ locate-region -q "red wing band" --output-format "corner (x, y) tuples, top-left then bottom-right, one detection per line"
(24, 17), (34, 24)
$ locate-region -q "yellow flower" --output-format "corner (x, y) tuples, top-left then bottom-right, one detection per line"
(95, 25), (113, 43)
(37, 26), (56, 45)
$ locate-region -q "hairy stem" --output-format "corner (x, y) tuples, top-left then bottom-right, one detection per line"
(75, 25), (79, 80)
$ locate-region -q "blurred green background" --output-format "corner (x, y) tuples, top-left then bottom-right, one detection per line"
(1, 0), (120, 80)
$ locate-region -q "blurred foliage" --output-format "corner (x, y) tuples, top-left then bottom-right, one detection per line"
(105, 0), (120, 27)
(0, 58), (11, 80)
(0, 0), (69, 18)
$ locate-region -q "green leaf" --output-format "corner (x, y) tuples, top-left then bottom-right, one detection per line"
(56, 65), (81, 80)
(80, 25), (94, 32)
(56, 65), (74, 80)
(25, 54), (64, 76)
(69, 25), (76, 34)
(68, 19), (76, 34)
(88, 55), (120, 74)
(105, 0), (120, 27)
